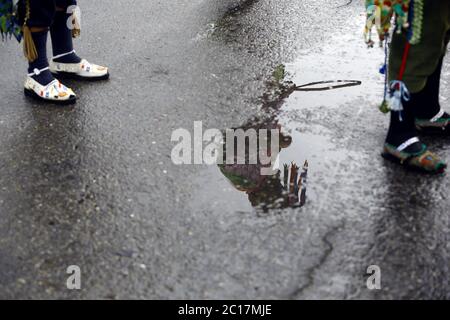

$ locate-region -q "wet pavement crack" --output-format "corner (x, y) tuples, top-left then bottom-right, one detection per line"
(286, 221), (346, 299)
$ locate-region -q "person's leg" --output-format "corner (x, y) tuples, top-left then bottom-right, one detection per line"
(48, 0), (109, 80)
(385, 98), (422, 153)
(383, 0), (449, 172)
(414, 5), (450, 132)
(18, 0), (76, 104)
(414, 57), (445, 121)
(18, 0), (56, 85)
(50, 0), (81, 63)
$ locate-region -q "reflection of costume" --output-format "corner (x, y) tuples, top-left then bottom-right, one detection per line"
(219, 118), (307, 211)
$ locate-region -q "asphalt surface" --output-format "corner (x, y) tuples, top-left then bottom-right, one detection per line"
(0, 0), (449, 299)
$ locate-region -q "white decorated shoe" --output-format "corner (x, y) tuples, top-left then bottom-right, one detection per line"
(24, 67), (76, 105)
(49, 50), (109, 81)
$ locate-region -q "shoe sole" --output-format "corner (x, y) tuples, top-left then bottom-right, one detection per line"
(24, 88), (77, 106)
(51, 71), (110, 81)
(381, 152), (447, 174)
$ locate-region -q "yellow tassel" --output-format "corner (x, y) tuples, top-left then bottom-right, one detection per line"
(22, 0), (38, 62)
(22, 24), (37, 62)
(71, 11), (81, 38)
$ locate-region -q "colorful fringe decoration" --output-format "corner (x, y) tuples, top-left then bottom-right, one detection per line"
(364, 0), (411, 47)
(365, 0), (424, 117)
(0, 0), (22, 42)
(407, 0), (424, 45)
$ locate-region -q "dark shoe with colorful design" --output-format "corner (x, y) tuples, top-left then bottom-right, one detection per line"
(382, 137), (447, 174)
(416, 110), (450, 135)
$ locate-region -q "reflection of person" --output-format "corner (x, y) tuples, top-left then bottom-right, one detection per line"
(218, 117), (308, 212)
(18, 0), (109, 104)
(381, 1), (449, 172)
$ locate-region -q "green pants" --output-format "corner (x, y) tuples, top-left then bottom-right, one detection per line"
(389, 0), (450, 93)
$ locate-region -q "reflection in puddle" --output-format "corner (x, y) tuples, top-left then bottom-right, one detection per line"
(283, 160), (308, 207)
(214, 62), (318, 212)
(215, 63), (362, 212)
(294, 80), (361, 91)
(213, 14), (379, 213)
(218, 114), (309, 212)
(190, 10), (384, 216)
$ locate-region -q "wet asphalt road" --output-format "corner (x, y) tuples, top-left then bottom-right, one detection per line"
(0, 0), (449, 299)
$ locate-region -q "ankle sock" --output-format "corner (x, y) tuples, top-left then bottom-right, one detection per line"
(28, 31), (54, 86)
(50, 11), (82, 64)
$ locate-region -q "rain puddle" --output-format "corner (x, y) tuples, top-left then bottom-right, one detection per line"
(191, 11), (387, 213)
(190, 69), (349, 213)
